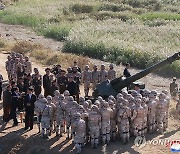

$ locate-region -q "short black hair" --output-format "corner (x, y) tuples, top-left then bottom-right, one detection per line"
(126, 63), (130, 66)
(28, 87), (34, 91)
(12, 87), (18, 91)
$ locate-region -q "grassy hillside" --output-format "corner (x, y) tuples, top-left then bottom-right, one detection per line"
(0, 0), (180, 77)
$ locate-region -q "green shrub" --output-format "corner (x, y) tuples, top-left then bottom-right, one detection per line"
(63, 40), (180, 77)
(0, 11), (45, 28)
(0, 39), (5, 48)
(12, 41), (41, 54)
(144, 19), (168, 27)
(71, 4), (95, 14)
(40, 25), (71, 41)
(98, 3), (133, 12)
(139, 12), (180, 21)
(92, 11), (134, 21)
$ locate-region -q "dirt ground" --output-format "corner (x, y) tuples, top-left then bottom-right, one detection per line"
(0, 23), (179, 154)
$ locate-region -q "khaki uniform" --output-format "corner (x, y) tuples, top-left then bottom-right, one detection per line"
(147, 98), (157, 133)
(109, 105), (117, 140)
(73, 115), (86, 154)
(99, 70), (108, 83)
(141, 99), (148, 135)
(56, 100), (65, 136)
(157, 94), (168, 133)
(88, 107), (101, 148)
(24, 61), (32, 75)
(100, 102), (112, 144)
(82, 70), (92, 97)
(108, 69), (116, 80)
(92, 70), (100, 90)
(41, 104), (52, 138)
(117, 106), (131, 143)
(131, 104), (144, 137)
(34, 97), (47, 133)
(170, 82), (178, 98)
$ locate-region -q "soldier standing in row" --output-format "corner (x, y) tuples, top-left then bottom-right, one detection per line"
(99, 64), (108, 83)
(88, 105), (101, 148)
(92, 65), (99, 90)
(41, 98), (52, 139)
(82, 65), (92, 97)
(24, 56), (32, 75)
(170, 77), (178, 99)
(108, 64), (116, 81)
(73, 112), (86, 154)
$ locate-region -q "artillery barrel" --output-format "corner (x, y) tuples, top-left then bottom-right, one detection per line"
(111, 52), (180, 92)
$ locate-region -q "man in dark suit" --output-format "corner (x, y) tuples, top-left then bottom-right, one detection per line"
(24, 87), (37, 130)
(123, 63), (131, 78)
(11, 87), (20, 126)
(3, 85), (12, 122)
(66, 76), (79, 101)
(43, 68), (51, 97)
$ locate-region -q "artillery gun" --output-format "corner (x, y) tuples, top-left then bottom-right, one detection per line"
(93, 52), (180, 98)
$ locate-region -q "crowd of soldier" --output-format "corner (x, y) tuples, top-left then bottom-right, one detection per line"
(2, 52), (180, 154)
(33, 88), (172, 154)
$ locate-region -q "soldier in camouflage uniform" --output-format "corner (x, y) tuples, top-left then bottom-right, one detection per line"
(100, 101), (112, 145)
(82, 65), (92, 97)
(88, 105), (101, 148)
(108, 100), (117, 141)
(92, 65), (99, 90)
(24, 56), (32, 75)
(131, 98), (144, 137)
(117, 99), (131, 143)
(99, 64), (108, 83)
(64, 96), (74, 139)
(46, 95), (56, 135)
(79, 96), (85, 106)
(34, 94), (46, 133)
(56, 94), (65, 137)
(108, 64), (116, 81)
(162, 90), (170, 130)
(141, 97), (148, 135)
(157, 93), (168, 134)
(63, 90), (70, 104)
(147, 93), (157, 133)
(41, 98), (52, 139)
(72, 112), (86, 154)
(170, 77), (178, 98)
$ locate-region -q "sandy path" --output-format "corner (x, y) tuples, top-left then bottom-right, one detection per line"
(0, 23), (63, 51)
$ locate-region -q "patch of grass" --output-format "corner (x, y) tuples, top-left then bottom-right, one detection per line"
(139, 12), (180, 21)
(12, 41), (43, 54)
(98, 3), (133, 12)
(0, 11), (45, 28)
(40, 25), (71, 41)
(70, 4), (95, 14)
(0, 39), (6, 48)
(29, 48), (92, 69)
(92, 11), (134, 21)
